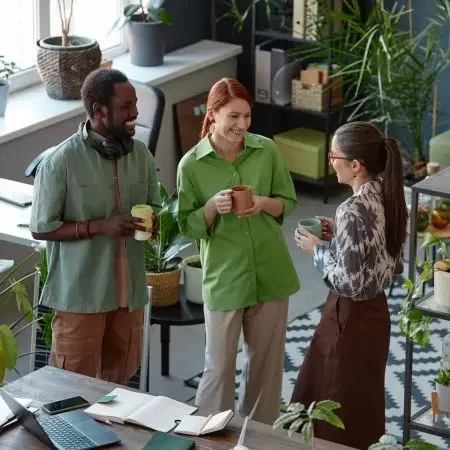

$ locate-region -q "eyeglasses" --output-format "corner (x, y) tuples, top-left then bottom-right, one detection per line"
(328, 153), (366, 166)
(328, 153), (353, 163)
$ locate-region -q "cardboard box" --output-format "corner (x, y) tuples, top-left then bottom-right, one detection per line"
(300, 67), (321, 84)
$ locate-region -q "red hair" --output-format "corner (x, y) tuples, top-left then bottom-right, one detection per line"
(200, 78), (252, 139)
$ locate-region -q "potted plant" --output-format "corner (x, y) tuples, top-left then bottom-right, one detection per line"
(144, 183), (191, 307)
(273, 400), (344, 449)
(181, 253), (203, 305)
(0, 56), (18, 117)
(110, 0), (173, 67)
(296, 0), (450, 182)
(36, 0), (101, 100)
(369, 433), (438, 450)
(435, 368), (450, 412)
(399, 233), (448, 348)
(0, 250), (51, 384)
(218, 0), (289, 33)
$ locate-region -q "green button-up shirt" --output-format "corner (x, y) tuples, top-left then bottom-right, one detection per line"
(30, 123), (161, 313)
(177, 132), (300, 311)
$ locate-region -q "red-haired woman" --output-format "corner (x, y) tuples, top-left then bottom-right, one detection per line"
(177, 78), (300, 424)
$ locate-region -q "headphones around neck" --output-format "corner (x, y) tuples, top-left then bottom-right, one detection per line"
(82, 121), (134, 161)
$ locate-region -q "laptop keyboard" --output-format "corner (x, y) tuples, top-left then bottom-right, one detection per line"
(37, 415), (96, 450)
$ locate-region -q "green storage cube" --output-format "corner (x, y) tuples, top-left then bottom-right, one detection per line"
(273, 128), (334, 179)
(430, 130), (450, 169)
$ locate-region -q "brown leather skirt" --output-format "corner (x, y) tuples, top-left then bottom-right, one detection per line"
(291, 291), (390, 450)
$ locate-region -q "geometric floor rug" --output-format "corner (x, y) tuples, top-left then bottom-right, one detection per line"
(184, 280), (450, 447)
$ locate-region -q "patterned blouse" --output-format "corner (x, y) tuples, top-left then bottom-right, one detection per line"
(313, 180), (400, 300)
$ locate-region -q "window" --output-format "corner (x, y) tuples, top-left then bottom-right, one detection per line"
(0, 0), (36, 72)
(49, 0), (123, 53)
(2, 0), (129, 93)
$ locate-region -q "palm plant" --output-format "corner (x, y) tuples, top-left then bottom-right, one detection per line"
(297, 0), (450, 164)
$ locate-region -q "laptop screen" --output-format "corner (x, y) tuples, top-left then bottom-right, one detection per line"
(0, 389), (56, 449)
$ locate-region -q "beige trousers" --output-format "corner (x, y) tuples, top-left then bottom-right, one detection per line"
(195, 299), (288, 425)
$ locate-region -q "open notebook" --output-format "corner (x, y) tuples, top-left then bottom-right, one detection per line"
(174, 409), (234, 436)
(0, 397), (33, 427)
(84, 388), (197, 433)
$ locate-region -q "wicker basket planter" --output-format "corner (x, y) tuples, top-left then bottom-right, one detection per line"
(146, 267), (181, 307)
(36, 36), (101, 100)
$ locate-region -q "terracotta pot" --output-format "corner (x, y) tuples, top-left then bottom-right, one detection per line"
(231, 185), (253, 214)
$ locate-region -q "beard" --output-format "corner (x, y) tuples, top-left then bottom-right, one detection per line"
(105, 109), (135, 143)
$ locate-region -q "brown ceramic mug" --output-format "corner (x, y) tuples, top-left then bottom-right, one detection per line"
(231, 185), (253, 214)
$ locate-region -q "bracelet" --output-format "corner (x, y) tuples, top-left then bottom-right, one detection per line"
(86, 220), (91, 239)
(75, 221), (81, 240)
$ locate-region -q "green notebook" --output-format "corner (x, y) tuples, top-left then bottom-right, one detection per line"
(143, 431), (195, 449)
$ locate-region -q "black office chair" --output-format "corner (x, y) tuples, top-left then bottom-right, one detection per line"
(24, 82), (165, 178)
(132, 81), (165, 158)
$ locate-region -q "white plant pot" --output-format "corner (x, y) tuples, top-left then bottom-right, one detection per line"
(436, 382), (450, 412)
(182, 255), (203, 304)
(435, 270), (450, 308)
(0, 81), (10, 117)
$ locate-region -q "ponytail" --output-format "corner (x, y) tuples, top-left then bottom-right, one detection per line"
(383, 137), (408, 259)
(200, 115), (212, 141)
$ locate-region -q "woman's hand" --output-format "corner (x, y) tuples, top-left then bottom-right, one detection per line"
(315, 215), (334, 242)
(237, 195), (265, 219)
(294, 227), (321, 254)
(210, 189), (233, 215)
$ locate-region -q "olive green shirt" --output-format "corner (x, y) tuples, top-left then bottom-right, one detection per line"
(177, 132), (300, 311)
(30, 123), (161, 313)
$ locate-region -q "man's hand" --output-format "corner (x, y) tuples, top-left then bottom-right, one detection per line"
(93, 214), (145, 237)
(148, 213), (159, 240)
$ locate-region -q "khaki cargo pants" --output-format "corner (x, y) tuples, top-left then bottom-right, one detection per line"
(50, 308), (143, 385)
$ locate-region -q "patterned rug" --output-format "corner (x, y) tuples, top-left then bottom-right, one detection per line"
(184, 280), (450, 447)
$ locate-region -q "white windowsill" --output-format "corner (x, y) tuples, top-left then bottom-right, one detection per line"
(0, 40), (243, 145)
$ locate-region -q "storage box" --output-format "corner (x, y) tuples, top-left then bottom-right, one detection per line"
(273, 128), (335, 179)
(292, 76), (342, 112)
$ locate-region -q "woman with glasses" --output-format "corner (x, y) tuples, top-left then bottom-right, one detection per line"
(291, 121), (407, 449)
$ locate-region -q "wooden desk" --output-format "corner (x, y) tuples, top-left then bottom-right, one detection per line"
(0, 366), (355, 450)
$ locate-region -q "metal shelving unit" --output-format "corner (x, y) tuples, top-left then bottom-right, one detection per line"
(403, 167), (450, 445)
(211, 1), (344, 203)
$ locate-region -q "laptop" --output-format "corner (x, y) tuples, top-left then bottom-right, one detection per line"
(0, 389), (121, 450)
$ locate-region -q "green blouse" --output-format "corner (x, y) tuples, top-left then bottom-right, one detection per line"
(177, 132), (300, 311)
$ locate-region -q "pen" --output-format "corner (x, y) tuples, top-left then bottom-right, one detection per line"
(94, 417), (113, 426)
